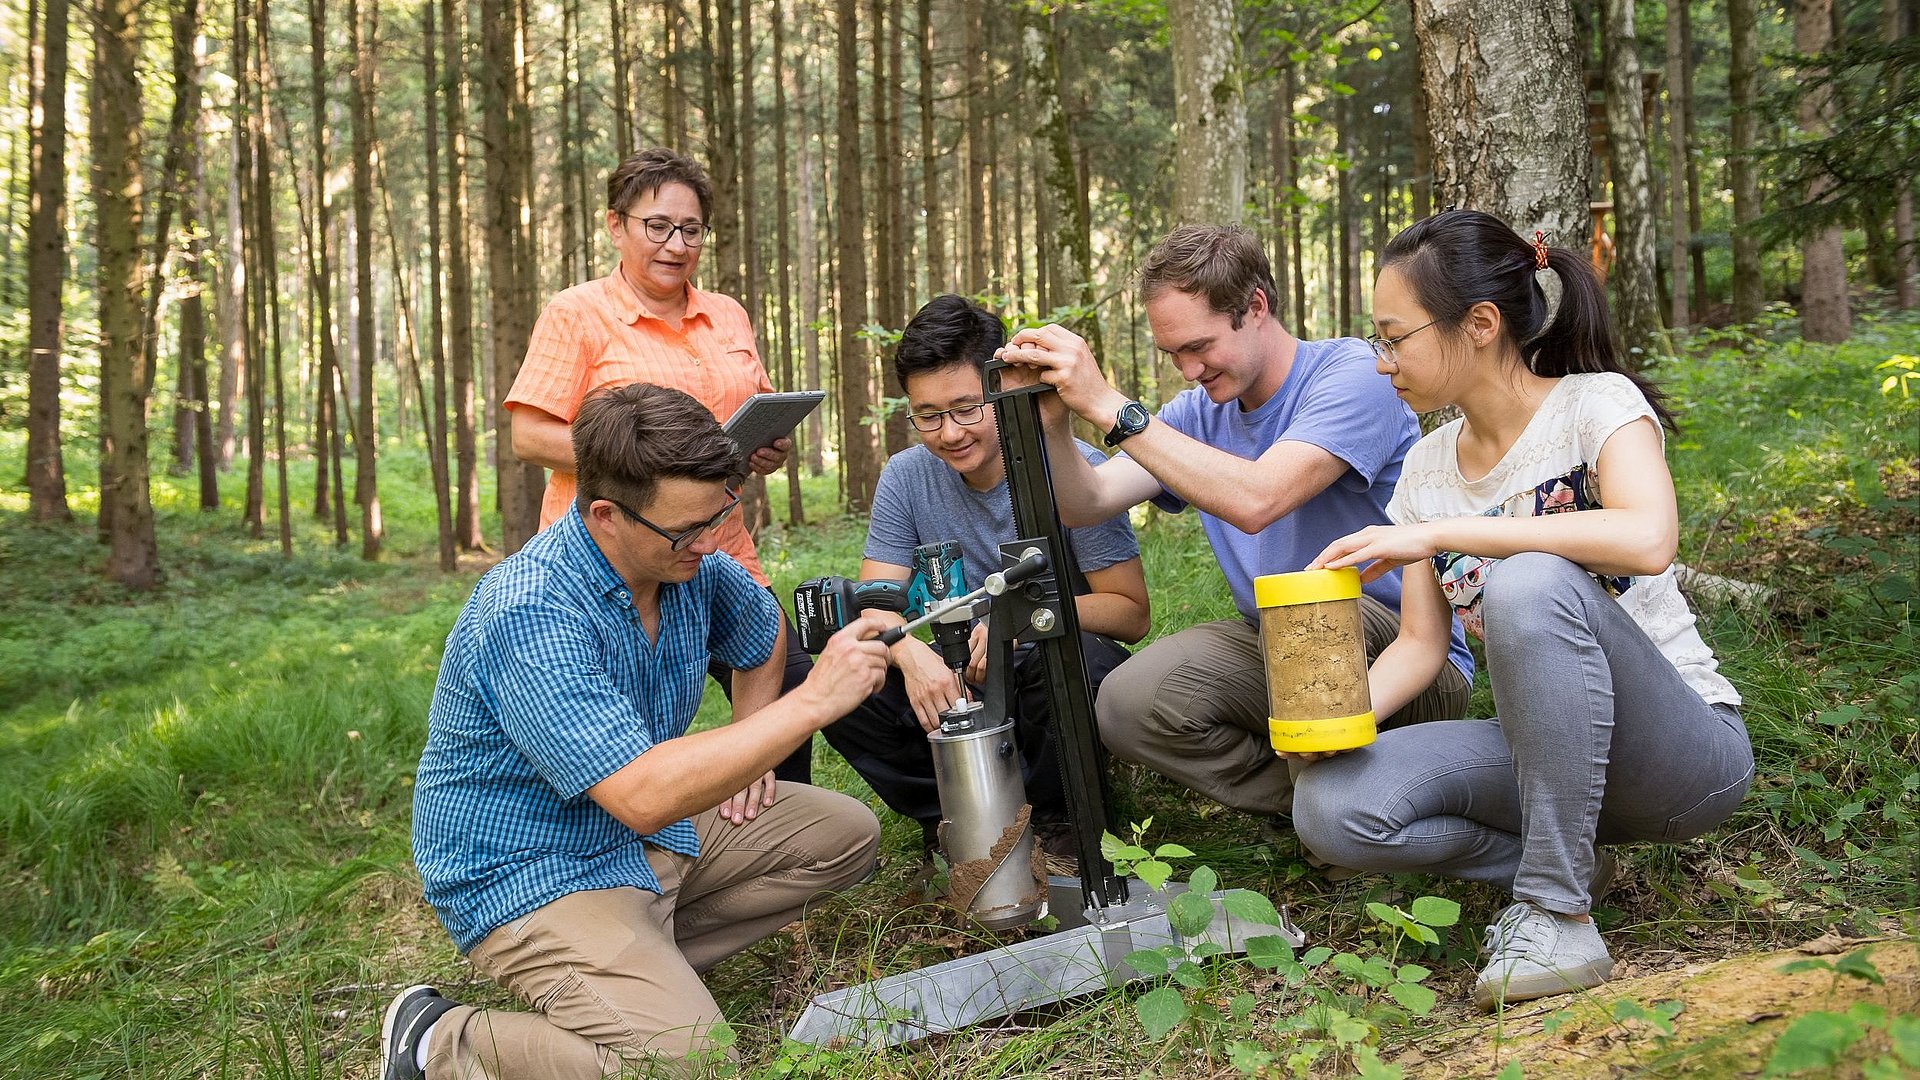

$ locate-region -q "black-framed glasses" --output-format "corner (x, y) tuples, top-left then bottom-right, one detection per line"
(1366, 320), (1436, 365)
(606, 488), (740, 551)
(907, 402), (987, 433)
(624, 215), (713, 247)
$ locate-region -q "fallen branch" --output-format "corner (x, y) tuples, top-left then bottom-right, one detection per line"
(1674, 563), (1776, 614)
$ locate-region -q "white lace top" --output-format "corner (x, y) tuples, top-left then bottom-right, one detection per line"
(1386, 372), (1740, 706)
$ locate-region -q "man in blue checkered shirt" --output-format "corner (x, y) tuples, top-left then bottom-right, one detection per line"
(381, 384), (892, 1080)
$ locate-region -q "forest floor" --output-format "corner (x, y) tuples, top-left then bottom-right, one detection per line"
(1, 303), (1915, 1078)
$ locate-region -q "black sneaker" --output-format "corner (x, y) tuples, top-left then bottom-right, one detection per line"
(380, 984), (458, 1080)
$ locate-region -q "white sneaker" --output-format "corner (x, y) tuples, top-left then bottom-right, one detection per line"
(1472, 902), (1615, 1010)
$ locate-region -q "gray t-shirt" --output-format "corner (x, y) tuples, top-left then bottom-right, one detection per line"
(864, 441), (1141, 597)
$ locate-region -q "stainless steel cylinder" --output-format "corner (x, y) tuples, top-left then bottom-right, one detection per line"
(928, 703), (1044, 928)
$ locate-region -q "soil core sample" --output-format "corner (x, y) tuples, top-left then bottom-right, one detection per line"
(1255, 567), (1376, 753)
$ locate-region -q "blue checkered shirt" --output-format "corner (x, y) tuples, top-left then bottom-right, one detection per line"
(412, 506), (780, 952)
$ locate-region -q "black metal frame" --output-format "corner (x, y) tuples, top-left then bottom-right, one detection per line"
(980, 358), (1128, 910)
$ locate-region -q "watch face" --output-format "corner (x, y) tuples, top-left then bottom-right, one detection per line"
(1107, 401), (1150, 445)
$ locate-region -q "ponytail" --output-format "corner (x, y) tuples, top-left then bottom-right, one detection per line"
(1381, 209), (1676, 431)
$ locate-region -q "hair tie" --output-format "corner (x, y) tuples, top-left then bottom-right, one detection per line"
(1533, 231), (1550, 270)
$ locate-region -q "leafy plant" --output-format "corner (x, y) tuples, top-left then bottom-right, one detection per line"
(1765, 950), (1917, 1077)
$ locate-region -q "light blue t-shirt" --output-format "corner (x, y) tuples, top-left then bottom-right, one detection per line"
(1142, 336), (1474, 680)
(865, 440), (1140, 593)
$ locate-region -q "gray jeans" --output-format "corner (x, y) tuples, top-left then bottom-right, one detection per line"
(1292, 552), (1753, 914)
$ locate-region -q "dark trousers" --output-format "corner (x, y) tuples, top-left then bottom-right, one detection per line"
(820, 632), (1132, 827)
(708, 605), (818, 785)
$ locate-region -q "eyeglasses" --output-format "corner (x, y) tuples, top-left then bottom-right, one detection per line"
(1366, 320), (1436, 366)
(907, 402), (987, 433)
(606, 488), (740, 551)
(623, 215), (713, 247)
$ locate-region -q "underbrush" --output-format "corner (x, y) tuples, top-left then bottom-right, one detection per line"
(0, 304), (1914, 1078)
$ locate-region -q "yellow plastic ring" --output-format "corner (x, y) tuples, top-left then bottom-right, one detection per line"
(1254, 567), (1362, 609)
(1269, 710), (1378, 754)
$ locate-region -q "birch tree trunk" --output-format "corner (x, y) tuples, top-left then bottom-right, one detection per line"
(1167, 0), (1246, 225)
(1793, 0), (1850, 343)
(26, 0), (70, 521)
(1413, 0), (1589, 247)
(1602, 0), (1661, 361)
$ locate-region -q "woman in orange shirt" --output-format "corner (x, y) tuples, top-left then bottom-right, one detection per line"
(505, 147), (831, 784)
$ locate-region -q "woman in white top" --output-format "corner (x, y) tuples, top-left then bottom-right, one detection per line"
(1291, 209), (1753, 1011)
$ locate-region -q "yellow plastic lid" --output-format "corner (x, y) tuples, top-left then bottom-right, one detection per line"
(1253, 567), (1362, 609)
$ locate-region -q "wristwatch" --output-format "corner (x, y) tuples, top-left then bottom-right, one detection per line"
(1104, 400), (1151, 447)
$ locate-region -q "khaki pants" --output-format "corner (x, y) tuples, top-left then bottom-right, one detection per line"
(427, 784), (880, 1078)
(1096, 598), (1469, 817)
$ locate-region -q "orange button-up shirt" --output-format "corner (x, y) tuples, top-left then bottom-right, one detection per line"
(504, 267), (775, 583)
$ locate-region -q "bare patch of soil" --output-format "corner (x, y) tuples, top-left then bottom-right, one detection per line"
(1395, 936), (1918, 1077)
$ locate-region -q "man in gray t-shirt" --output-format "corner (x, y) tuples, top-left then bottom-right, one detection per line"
(822, 295), (1151, 859)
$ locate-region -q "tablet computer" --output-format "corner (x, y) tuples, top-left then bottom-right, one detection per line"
(723, 390), (826, 456)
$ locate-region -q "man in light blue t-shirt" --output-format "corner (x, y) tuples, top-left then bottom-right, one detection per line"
(823, 295), (1151, 861)
(998, 225), (1471, 823)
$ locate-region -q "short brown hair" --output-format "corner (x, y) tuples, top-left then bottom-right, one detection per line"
(1137, 224), (1280, 330)
(571, 384), (745, 515)
(606, 147), (713, 218)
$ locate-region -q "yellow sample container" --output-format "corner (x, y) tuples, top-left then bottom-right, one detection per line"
(1255, 568), (1376, 753)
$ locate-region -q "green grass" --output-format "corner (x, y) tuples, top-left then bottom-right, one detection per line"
(0, 303), (1915, 1077)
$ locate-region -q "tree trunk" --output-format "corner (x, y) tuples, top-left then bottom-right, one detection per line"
(918, 0), (943, 293)
(255, 0), (292, 557)
(1892, 0), (1918, 309)
(442, 0), (482, 550)
(26, 0), (70, 521)
(773, 0), (804, 524)
(482, 0), (544, 552)
(871, 0), (909, 455)
(963, 0), (986, 288)
(348, 0), (383, 557)
(1727, 0), (1763, 321)
(1680, 5), (1706, 316)
(140, 0), (203, 451)
(1286, 61), (1307, 334)
(712, 0), (742, 301)
(1167, 0), (1246, 225)
(1337, 98), (1354, 336)
(217, 117), (243, 469)
(1665, 0), (1691, 328)
(1792, 0), (1850, 342)
(835, 0), (879, 511)
(236, 0), (266, 539)
(798, 24), (825, 476)
(609, 0), (631, 157)
(424, 0), (457, 570)
(308, 0), (345, 532)
(666, 0), (686, 151)
(1414, 0), (1589, 247)
(1411, 74), (1433, 222)
(187, 114), (219, 509)
(93, 0), (158, 587)
(1602, 0), (1661, 361)
(1269, 90), (1293, 327)
(1031, 6), (1099, 362)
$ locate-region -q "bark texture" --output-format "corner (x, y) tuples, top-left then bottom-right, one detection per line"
(1728, 0), (1763, 321)
(26, 0), (70, 520)
(93, 0), (158, 587)
(1602, 0), (1661, 362)
(1167, 0), (1246, 225)
(1792, 0), (1851, 343)
(1413, 0), (1589, 246)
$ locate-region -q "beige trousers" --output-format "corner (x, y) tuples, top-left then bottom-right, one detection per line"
(1096, 597), (1470, 817)
(426, 783), (880, 1078)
